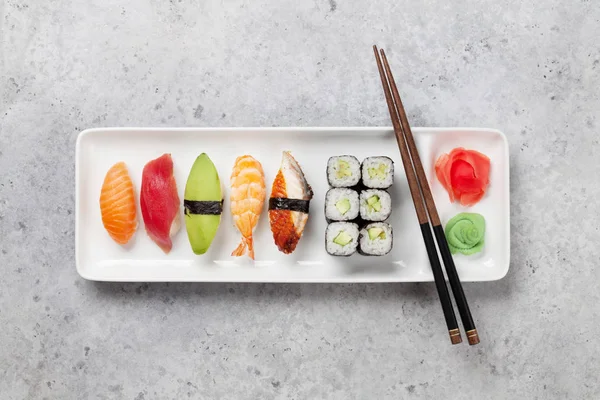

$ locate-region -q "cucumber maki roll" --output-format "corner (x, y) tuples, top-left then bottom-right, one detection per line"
(359, 189), (391, 222)
(361, 156), (394, 189)
(358, 222), (393, 256)
(327, 156), (361, 188)
(325, 188), (359, 222)
(325, 222), (359, 256)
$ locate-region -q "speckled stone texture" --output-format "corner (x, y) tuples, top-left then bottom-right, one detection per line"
(0, 0), (598, 399)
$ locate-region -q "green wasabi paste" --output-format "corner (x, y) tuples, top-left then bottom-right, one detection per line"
(444, 212), (485, 255)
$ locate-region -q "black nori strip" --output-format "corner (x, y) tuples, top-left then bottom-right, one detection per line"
(326, 212), (362, 225)
(184, 199), (224, 215)
(353, 216), (369, 229)
(269, 198), (310, 213)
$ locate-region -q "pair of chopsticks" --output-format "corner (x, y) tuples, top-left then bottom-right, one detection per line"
(373, 45), (479, 345)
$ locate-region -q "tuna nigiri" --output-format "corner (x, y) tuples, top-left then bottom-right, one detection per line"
(268, 151), (313, 254)
(99, 162), (138, 244)
(140, 154), (181, 253)
(230, 155), (266, 259)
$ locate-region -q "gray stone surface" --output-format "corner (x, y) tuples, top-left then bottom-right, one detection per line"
(0, 0), (598, 398)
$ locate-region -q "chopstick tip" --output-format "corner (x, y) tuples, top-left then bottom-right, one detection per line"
(380, 48), (388, 62)
(467, 329), (480, 345)
(449, 329), (462, 345)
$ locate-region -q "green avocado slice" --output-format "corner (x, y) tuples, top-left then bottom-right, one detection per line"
(368, 227), (386, 240)
(368, 163), (388, 180)
(336, 160), (352, 178)
(333, 231), (353, 246)
(335, 198), (351, 215)
(366, 195), (381, 212)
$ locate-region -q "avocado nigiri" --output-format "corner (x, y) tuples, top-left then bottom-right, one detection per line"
(184, 153), (223, 255)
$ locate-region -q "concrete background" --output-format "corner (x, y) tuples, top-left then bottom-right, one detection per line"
(1, 0), (598, 399)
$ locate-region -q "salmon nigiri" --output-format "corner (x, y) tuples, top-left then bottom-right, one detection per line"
(99, 162), (138, 244)
(230, 155), (266, 259)
(140, 154), (181, 253)
(268, 151), (313, 254)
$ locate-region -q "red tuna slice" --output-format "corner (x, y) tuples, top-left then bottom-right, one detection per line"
(140, 154), (181, 253)
(435, 148), (490, 207)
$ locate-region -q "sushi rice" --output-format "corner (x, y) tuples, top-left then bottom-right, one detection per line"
(325, 188), (359, 222)
(361, 156), (394, 189)
(326, 222), (359, 256)
(359, 189), (392, 222)
(327, 156), (361, 188)
(358, 222), (393, 256)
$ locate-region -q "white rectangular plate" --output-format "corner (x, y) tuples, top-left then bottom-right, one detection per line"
(76, 127), (509, 282)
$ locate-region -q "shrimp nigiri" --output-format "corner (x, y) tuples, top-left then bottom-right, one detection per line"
(268, 151), (313, 254)
(99, 162), (138, 244)
(230, 155), (266, 259)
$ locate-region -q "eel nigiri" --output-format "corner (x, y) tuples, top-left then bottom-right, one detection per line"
(268, 151), (313, 254)
(230, 155), (266, 259)
(140, 153), (181, 253)
(184, 153), (223, 255)
(99, 162), (138, 244)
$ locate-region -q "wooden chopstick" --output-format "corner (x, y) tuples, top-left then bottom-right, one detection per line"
(373, 46), (462, 345)
(378, 47), (480, 346)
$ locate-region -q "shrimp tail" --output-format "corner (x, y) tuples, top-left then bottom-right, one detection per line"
(246, 235), (254, 260)
(231, 240), (246, 257)
(231, 235), (254, 260)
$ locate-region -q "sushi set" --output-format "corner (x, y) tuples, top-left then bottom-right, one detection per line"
(75, 126), (509, 283)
